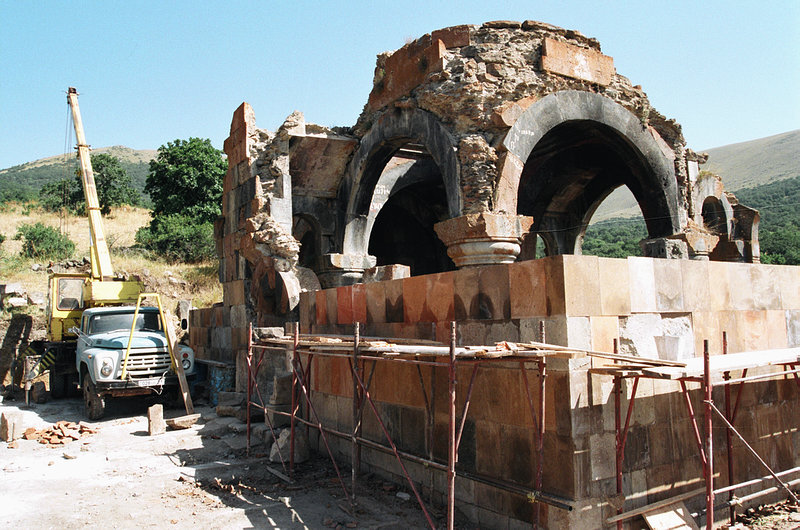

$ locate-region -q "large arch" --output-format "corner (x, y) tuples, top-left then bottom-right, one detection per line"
(501, 91), (681, 256)
(340, 107), (461, 257)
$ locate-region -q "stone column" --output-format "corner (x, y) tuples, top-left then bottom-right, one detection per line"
(315, 253), (377, 288)
(433, 212), (533, 268)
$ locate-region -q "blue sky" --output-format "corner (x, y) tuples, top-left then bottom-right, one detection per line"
(1, 1), (798, 169)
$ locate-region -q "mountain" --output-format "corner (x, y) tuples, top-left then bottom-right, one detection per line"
(591, 130), (800, 222)
(0, 146), (156, 202)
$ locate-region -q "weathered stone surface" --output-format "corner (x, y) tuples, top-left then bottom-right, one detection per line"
(166, 413), (200, 430)
(0, 411), (23, 441)
(541, 37), (615, 86)
(31, 381), (48, 403)
(434, 213), (533, 268)
(270, 428), (309, 464)
(148, 404), (166, 436)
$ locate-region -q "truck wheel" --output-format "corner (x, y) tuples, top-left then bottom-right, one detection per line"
(83, 373), (105, 420)
(50, 370), (66, 399)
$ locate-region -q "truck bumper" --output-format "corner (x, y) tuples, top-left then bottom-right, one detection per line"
(96, 374), (192, 397)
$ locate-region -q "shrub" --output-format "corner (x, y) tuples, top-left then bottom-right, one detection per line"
(135, 214), (215, 263)
(14, 222), (75, 260)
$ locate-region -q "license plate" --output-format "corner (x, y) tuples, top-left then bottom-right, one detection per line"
(135, 376), (165, 387)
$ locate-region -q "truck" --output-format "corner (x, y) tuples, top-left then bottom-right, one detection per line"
(35, 87), (195, 419)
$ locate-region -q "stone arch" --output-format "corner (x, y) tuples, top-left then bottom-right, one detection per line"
(500, 91), (681, 256)
(341, 107), (461, 257)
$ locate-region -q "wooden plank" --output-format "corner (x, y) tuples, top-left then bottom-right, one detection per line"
(643, 501), (700, 530)
(606, 488), (704, 525)
(164, 310), (194, 415)
(643, 347), (800, 380)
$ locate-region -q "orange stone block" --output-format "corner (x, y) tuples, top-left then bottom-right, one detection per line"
(352, 283), (367, 324)
(562, 255), (600, 316)
(541, 37), (615, 86)
(590, 316), (619, 353)
(425, 272), (455, 322)
(315, 290), (328, 325)
(337, 286), (353, 325)
(403, 275), (428, 323)
(509, 259), (548, 319)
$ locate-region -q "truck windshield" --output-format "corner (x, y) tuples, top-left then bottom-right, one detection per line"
(88, 312), (162, 334)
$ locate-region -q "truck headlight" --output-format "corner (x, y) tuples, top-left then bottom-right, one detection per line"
(100, 358), (114, 377)
(182, 359), (191, 371)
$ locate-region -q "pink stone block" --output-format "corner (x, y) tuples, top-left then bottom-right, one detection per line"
(562, 255), (600, 316)
(736, 310), (768, 352)
(776, 265), (800, 309)
(680, 259), (711, 312)
(598, 257), (630, 316)
(652, 259), (683, 312)
(691, 311), (720, 358)
(453, 267), (480, 320)
(384, 279), (404, 323)
(509, 259), (548, 319)
(766, 310), (788, 349)
(364, 282), (386, 324)
(478, 264), (511, 320)
(707, 261), (732, 311)
(728, 263), (754, 310)
(590, 316), (619, 353)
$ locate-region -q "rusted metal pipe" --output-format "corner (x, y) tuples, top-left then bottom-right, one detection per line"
(704, 339), (714, 530)
(723, 331), (735, 525)
(447, 321), (457, 530)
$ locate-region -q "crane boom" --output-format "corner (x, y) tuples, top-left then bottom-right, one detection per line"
(67, 87), (114, 280)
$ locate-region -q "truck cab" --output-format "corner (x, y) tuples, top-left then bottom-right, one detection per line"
(76, 306), (195, 419)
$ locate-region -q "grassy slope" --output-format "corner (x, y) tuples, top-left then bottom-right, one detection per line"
(0, 146), (155, 201)
(591, 130), (800, 222)
(0, 204), (222, 312)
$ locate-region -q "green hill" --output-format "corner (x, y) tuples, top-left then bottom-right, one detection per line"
(591, 130), (800, 222)
(0, 146), (155, 203)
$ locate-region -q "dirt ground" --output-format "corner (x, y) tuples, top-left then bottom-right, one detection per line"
(0, 395), (435, 530)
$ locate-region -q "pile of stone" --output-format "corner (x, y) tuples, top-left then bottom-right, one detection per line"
(21, 421), (97, 446)
(0, 283), (45, 309)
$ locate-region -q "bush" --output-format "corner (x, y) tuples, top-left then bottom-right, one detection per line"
(135, 214), (215, 263)
(14, 222), (75, 260)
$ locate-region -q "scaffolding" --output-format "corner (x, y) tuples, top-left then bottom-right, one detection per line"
(244, 322), (800, 529)
(593, 334), (800, 529)
(244, 321), (575, 529)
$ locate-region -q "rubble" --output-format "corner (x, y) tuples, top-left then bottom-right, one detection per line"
(20, 420), (97, 446)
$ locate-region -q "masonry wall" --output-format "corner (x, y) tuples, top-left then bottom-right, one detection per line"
(296, 255), (800, 528)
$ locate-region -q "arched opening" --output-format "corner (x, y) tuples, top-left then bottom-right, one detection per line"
(517, 120), (673, 257)
(701, 197), (728, 236)
(340, 108), (460, 276)
(362, 147), (454, 275)
(581, 186), (648, 258)
(293, 215), (321, 269)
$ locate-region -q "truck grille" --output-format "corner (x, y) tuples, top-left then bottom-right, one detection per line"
(123, 351), (172, 378)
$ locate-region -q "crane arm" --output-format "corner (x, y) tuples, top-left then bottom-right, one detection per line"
(67, 87), (114, 280)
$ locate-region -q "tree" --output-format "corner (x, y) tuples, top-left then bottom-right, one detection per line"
(39, 153), (139, 215)
(144, 138), (226, 223)
(136, 138), (226, 262)
(14, 222), (75, 260)
(90, 153), (139, 214)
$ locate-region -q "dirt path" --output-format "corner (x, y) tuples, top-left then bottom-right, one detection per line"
(0, 397), (434, 529)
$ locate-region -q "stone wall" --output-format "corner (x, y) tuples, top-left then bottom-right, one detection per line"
(296, 255), (800, 528)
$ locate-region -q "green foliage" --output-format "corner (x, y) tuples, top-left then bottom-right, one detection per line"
(14, 222), (75, 260)
(144, 138), (226, 223)
(135, 214), (215, 263)
(0, 233), (5, 248)
(581, 218), (648, 258)
(39, 153), (139, 214)
(1, 148), (151, 206)
(735, 175), (800, 265)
